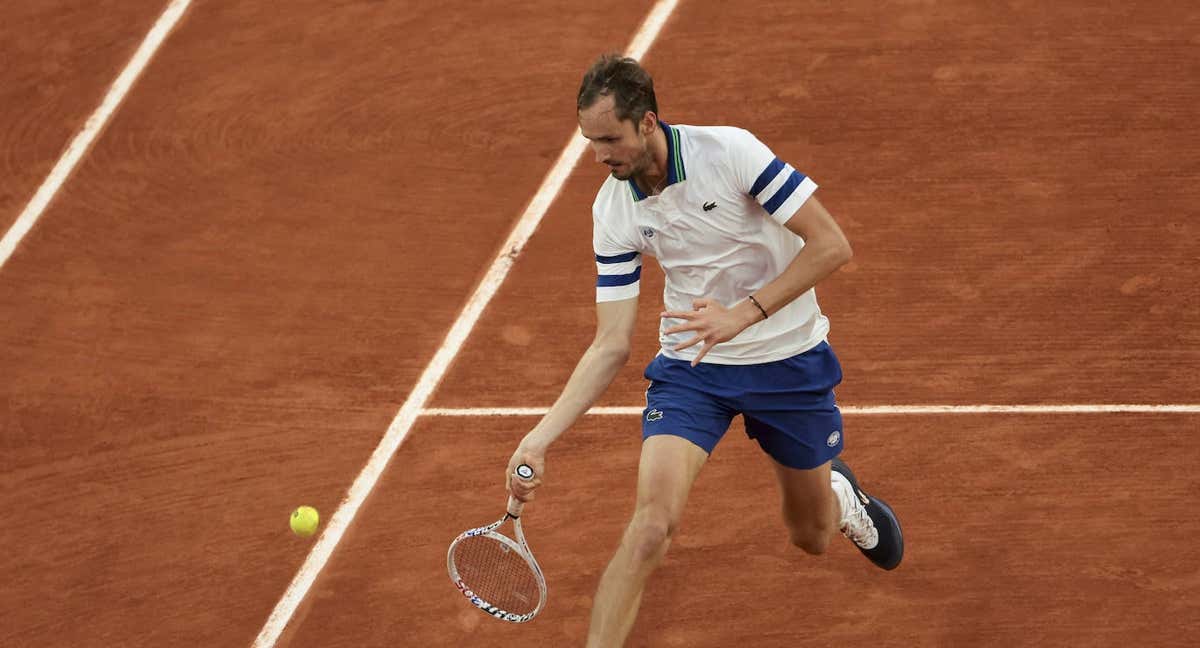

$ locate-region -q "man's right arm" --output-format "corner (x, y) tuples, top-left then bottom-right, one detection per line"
(525, 295), (638, 449)
(506, 295), (638, 500)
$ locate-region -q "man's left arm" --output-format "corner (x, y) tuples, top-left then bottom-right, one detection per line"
(743, 195), (852, 318)
(662, 195), (852, 364)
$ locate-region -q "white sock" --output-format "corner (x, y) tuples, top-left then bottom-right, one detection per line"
(830, 471), (857, 525)
(831, 471), (878, 549)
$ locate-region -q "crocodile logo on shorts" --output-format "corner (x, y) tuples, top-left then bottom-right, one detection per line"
(646, 409), (664, 422)
(826, 430), (841, 447)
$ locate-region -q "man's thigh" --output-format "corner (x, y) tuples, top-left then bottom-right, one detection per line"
(634, 434), (710, 518)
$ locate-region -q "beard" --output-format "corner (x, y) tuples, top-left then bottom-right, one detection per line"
(609, 166), (633, 180)
(608, 149), (652, 181)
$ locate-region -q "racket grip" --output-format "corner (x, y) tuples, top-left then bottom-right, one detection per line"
(507, 464), (536, 517)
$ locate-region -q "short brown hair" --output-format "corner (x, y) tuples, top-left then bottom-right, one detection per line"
(577, 54), (658, 125)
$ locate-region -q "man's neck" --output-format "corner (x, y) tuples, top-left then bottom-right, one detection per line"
(634, 126), (670, 196)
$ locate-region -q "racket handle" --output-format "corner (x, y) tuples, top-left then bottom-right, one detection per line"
(507, 464), (536, 517)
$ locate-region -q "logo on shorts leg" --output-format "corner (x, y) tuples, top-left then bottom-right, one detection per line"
(646, 409), (664, 422)
(826, 430), (841, 447)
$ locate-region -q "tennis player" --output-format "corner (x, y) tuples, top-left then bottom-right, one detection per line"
(506, 54), (904, 647)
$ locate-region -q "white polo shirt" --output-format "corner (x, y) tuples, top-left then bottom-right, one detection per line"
(592, 122), (829, 365)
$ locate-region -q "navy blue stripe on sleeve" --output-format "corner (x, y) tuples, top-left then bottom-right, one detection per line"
(596, 251), (639, 264)
(596, 267), (642, 287)
(762, 170), (806, 215)
(749, 157), (785, 197)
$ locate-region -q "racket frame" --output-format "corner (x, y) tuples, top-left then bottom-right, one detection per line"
(447, 467), (547, 623)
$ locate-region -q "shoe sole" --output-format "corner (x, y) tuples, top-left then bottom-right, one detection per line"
(831, 458), (904, 570)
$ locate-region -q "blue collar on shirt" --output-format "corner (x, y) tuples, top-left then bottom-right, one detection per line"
(628, 120), (687, 202)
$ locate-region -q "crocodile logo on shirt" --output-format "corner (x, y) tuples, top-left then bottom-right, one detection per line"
(702, 201), (717, 211)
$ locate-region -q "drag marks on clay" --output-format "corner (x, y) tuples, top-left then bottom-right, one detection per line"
(0, 0), (193, 271)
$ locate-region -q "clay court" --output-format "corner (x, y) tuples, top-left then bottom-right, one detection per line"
(2, 1), (1198, 646)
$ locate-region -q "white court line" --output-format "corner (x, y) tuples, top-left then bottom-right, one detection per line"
(251, 1), (681, 645)
(0, 0), (194, 271)
(422, 404), (1200, 416)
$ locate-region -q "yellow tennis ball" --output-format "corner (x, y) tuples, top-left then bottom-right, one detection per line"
(290, 506), (319, 537)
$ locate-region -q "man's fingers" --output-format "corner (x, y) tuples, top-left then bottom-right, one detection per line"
(660, 310), (696, 320)
(672, 334), (704, 351)
(515, 483), (540, 501)
(509, 465), (542, 498)
(662, 322), (700, 335)
(691, 342), (714, 366)
(509, 479), (533, 500)
(513, 481), (535, 496)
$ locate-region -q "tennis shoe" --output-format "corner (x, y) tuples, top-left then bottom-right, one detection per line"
(830, 457), (903, 570)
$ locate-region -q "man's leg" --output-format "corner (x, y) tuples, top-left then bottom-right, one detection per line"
(772, 453), (902, 568)
(742, 342), (902, 569)
(770, 459), (840, 555)
(586, 434), (709, 648)
(770, 455), (904, 570)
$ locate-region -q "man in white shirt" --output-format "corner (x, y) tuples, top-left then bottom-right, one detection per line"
(506, 54), (904, 647)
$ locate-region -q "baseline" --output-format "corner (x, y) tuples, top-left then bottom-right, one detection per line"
(422, 404), (1200, 416)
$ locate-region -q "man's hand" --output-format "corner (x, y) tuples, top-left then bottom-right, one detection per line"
(661, 298), (762, 366)
(506, 438), (547, 503)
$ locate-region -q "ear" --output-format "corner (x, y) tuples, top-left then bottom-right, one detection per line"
(640, 110), (658, 136)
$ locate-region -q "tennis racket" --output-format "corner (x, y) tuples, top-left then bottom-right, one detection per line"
(447, 463), (547, 623)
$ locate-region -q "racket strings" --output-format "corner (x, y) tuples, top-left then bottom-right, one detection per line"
(453, 534), (540, 613)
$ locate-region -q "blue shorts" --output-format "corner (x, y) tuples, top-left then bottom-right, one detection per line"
(641, 341), (845, 470)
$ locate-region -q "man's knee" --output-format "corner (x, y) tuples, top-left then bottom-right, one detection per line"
(626, 506), (677, 565)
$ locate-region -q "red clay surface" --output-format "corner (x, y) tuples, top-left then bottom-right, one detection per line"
(287, 414), (1200, 647)
(2, 1), (1198, 647)
(438, 1), (1200, 408)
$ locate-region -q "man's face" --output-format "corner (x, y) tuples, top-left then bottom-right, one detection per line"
(578, 94), (653, 181)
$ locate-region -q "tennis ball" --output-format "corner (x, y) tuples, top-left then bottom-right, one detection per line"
(290, 506), (320, 537)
